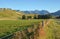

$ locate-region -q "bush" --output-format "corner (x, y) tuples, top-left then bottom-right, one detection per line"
(34, 15), (37, 19)
(27, 16), (32, 19)
(22, 15), (26, 19)
(56, 16), (60, 19)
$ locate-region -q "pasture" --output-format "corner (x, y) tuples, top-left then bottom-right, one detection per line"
(0, 19), (60, 39)
(0, 19), (42, 38)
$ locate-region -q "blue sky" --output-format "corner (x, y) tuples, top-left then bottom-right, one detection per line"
(0, 0), (60, 12)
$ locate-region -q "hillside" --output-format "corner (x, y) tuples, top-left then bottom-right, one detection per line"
(0, 8), (23, 20)
(51, 10), (60, 16)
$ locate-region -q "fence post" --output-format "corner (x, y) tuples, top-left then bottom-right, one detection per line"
(42, 21), (45, 27)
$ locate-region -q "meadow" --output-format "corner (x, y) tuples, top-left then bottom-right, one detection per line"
(44, 19), (60, 39)
(0, 19), (60, 39)
(0, 19), (42, 38)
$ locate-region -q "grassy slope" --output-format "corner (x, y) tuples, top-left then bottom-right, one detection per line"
(0, 9), (23, 20)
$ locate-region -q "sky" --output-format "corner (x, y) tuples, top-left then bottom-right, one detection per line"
(0, 0), (60, 12)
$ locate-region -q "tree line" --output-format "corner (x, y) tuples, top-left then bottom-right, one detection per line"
(22, 14), (52, 19)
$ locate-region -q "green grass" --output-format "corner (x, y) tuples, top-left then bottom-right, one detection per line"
(0, 9), (23, 19)
(0, 19), (42, 37)
(53, 19), (60, 39)
(1, 19), (60, 39)
(44, 19), (60, 39)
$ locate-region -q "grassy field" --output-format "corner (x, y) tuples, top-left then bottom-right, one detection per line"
(0, 19), (60, 39)
(0, 19), (42, 38)
(53, 19), (60, 39)
(44, 19), (60, 39)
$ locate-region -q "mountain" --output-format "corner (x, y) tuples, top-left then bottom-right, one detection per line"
(22, 10), (50, 15)
(51, 10), (60, 16)
(0, 8), (23, 20)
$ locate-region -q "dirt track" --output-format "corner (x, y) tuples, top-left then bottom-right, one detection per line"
(38, 19), (51, 39)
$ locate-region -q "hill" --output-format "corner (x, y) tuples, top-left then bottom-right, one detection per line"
(0, 8), (23, 20)
(51, 10), (60, 16)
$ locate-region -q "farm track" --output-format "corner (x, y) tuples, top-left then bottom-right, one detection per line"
(38, 19), (51, 39)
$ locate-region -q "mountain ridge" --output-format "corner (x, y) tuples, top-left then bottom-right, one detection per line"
(22, 10), (50, 15)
